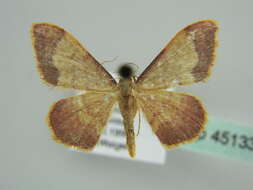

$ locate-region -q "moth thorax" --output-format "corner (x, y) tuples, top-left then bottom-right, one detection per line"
(118, 63), (136, 79)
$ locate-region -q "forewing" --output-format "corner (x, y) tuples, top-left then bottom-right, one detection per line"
(137, 20), (218, 90)
(31, 23), (117, 90)
(47, 92), (117, 151)
(137, 91), (207, 148)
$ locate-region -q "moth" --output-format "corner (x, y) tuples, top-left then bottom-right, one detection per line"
(31, 20), (218, 157)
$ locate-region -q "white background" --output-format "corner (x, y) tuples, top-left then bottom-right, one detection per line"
(1, 0), (253, 189)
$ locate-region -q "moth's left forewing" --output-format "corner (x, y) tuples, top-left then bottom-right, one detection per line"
(31, 23), (117, 91)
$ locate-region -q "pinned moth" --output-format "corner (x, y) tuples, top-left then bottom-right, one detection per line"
(31, 20), (218, 157)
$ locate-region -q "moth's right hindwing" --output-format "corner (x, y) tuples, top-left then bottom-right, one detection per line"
(137, 91), (207, 148)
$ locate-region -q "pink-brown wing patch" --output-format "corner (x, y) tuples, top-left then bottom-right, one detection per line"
(137, 20), (218, 90)
(31, 23), (116, 90)
(137, 91), (207, 148)
(48, 92), (117, 151)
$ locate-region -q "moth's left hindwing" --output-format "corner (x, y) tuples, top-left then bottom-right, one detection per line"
(48, 92), (117, 151)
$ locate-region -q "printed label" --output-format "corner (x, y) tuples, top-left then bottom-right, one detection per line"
(85, 106), (166, 164)
(182, 117), (253, 162)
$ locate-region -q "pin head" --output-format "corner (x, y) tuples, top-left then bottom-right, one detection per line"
(118, 63), (135, 79)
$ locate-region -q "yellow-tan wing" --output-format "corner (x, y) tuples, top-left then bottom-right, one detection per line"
(136, 20), (218, 90)
(136, 91), (206, 148)
(31, 23), (117, 91)
(48, 92), (117, 151)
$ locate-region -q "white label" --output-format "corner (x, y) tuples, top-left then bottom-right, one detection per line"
(71, 106), (166, 164)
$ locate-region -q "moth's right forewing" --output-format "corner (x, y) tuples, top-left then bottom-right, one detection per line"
(136, 20), (218, 90)
(31, 23), (117, 90)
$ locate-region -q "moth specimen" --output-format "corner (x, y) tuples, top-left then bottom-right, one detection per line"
(31, 20), (218, 157)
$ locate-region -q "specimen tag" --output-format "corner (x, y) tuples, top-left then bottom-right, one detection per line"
(182, 117), (253, 162)
(90, 106), (166, 164)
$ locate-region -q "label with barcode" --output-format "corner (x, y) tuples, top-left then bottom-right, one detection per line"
(182, 117), (253, 162)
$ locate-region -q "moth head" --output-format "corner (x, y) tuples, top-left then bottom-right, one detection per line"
(117, 63), (137, 79)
